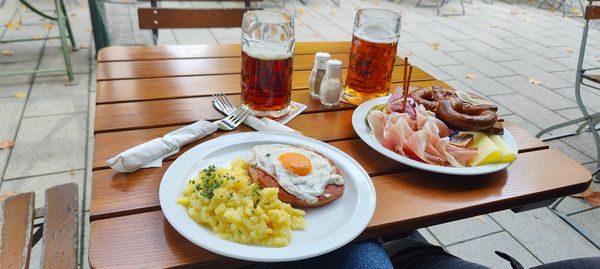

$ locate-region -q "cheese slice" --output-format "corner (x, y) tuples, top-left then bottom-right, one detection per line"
(489, 135), (517, 163)
(465, 132), (502, 166)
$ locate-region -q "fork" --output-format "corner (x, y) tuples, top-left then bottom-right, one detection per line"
(213, 104), (251, 131)
(212, 93), (237, 115)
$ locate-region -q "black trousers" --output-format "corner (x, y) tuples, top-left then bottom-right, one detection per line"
(389, 231), (600, 269)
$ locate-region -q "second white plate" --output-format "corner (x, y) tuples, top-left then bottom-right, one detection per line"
(352, 96), (517, 176)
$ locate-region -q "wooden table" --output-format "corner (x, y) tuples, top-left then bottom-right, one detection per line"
(89, 41), (592, 268)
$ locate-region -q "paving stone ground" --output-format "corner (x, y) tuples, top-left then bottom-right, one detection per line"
(0, 0), (599, 268)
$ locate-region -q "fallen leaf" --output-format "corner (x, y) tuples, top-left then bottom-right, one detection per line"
(465, 73), (477, 80)
(296, 7), (305, 16)
(14, 91), (27, 99)
(549, 7), (557, 13)
(510, 10), (518, 15)
(31, 35), (43, 39)
(528, 78), (542, 85)
(0, 192), (17, 201)
(68, 167), (77, 176)
(4, 20), (21, 30)
(329, 9), (338, 16)
(41, 23), (55, 30)
(565, 48), (575, 54)
(1, 49), (15, 56)
(400, 50), (412, 58)
(430, 42), (441, 50)
(71, 12), (77, 17)
(490, 23), (498, 28)
(583, 191), (600, 206)
(473, 215), (487, 223)
(571, 186), (593, 198)
(79, 44), (90, 49)
(0, 140), (15, 149)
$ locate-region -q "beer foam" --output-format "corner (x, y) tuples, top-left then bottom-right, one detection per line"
(243, 45), (292, 60)
(354, 23), (399, 44)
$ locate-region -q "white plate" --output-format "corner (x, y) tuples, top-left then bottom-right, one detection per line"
(159, 132), (377, 262)
(352, 96), (517, 176)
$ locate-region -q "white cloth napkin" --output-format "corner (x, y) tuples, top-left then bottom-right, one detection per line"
(107, 116), (301, 173)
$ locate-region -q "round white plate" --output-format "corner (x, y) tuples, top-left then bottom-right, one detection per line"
(159, 132), (376, 262)
(352, 96), (517, 176)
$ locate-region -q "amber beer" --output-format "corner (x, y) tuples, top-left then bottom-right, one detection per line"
(241, 49), (293, 113)
(345, 35), (398, 103)
(343, 9), (401, 105)
(241, 10), (294, 118)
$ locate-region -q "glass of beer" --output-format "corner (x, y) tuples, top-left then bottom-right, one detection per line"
(343, 9), (401, 105)
(241, 10), (294, 118)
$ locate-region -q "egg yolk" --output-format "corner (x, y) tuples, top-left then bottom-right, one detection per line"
(278, 152), (312, 176)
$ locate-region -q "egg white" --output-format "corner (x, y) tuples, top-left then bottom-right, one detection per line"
(250, 144), (344, 204)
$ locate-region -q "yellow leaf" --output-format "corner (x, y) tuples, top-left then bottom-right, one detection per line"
(473, 215), (487, 223)
(549, 7), (557, 13)
(14, 91), (27, 99)
(4, 20), (20, 30)
(68, 167), (77, 176)
(465, 73), (477, 80)
(31, 35), (43, 39)
(0, 192), (17, 201)
(0, 140), (15, 149)
(528, 78), (542, 85)
(565, 48), (575, 54)
(1, 49), (15, 56)
(296, 7), (305, 16)
(329, 9), (338, 16)
(430, 42), (441, 50)
(510, 10), (518, 15)
(84, 28), (93, 33)
(41, 23), (55, 30)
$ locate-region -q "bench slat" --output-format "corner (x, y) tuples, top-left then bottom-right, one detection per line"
(40, 184), (79, 269)
(0, 192), (35, 269)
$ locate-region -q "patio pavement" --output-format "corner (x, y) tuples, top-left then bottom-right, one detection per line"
(0, 0), (599, 268)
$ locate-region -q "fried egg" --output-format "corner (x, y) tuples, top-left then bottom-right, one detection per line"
(249, 144), (344, 204)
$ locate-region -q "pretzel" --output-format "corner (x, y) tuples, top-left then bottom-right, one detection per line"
(409, 87), (498, 131)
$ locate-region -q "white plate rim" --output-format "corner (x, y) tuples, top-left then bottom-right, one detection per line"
(352, 96), (517, 176)
(159, 132), (377, 262)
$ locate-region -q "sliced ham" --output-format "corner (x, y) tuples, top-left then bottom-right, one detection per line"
(446, 144), (478, 166)
(405, 130), (446, 166)
(367, 110), (387, 144)
(383, 117), (413, 154)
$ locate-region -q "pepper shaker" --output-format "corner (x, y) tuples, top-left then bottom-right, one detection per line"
(309, 52), (331, 99)
(319, 59), (343, 107)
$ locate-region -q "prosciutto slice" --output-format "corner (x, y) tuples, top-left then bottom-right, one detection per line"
(367, 110), (387, 144)
(383, 117), (413, 154)
(405, 130), (446, 166)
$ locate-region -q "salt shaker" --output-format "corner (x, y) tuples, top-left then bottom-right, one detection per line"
(309, 52), (331, 98)
(319, 59), (343, 107)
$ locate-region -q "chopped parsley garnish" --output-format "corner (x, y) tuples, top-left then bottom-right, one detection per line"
(195, 165), (223, 199)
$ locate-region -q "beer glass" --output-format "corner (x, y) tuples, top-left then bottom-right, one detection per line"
(241, 10), (295, 118)
(343, 9), (401, 105)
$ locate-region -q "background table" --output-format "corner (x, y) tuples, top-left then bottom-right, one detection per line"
(89, 42), (592, 268)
